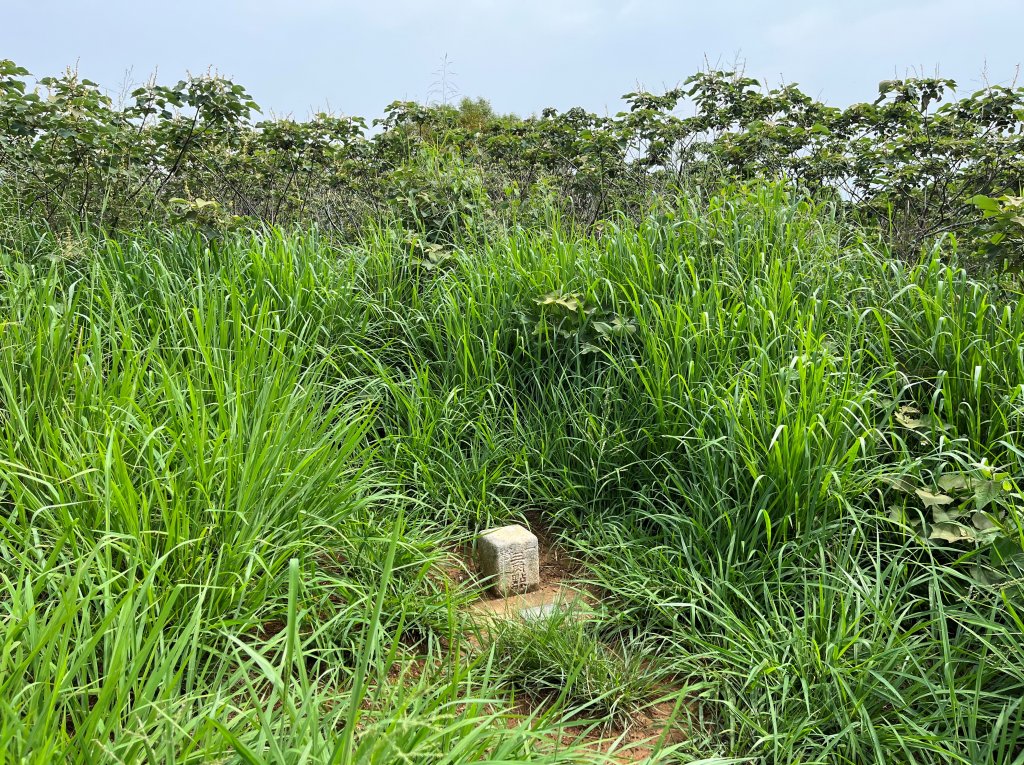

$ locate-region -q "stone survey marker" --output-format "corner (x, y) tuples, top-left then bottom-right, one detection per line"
(477, 524), (540, 597)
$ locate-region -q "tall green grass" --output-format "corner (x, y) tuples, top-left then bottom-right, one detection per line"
(1, 183), (1021, 763)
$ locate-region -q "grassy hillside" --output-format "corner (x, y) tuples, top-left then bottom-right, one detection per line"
(1, 184), (1022, 763)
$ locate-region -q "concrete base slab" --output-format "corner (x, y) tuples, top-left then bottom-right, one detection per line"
(468, 584), (592, 622)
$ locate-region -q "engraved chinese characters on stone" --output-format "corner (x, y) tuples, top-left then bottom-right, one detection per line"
(477, 524), (540, 598)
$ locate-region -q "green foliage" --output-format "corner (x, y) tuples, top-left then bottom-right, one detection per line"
(0, 231), (616, 763)
(969, 193), (1024, 274)
(483, 604), (668, 727)
(2, 57), (1024, 763)
(4, 58), (1024, 261)
(386, 149), (492, 243)
(344, 184), (1024, 762)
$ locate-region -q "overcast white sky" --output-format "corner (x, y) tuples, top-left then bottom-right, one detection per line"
(3, 1), (1022, 119)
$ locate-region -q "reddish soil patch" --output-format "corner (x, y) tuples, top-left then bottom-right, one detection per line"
(506, 692), (689, 763)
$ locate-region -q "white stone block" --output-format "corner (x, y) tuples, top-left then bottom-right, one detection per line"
(477, 524), (540, 597)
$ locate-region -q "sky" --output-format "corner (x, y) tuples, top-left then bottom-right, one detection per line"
(3, 0), (1022, 120)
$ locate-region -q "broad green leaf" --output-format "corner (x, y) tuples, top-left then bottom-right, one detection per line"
(535, 292), (583, 313)
(929, 522), (976, 543)
(880, 474), (916, 493)
(938, 473), (973, 493)
(933, 506), (964, 524)
(971, 511), (998, 531)
(967, 194), (1001, 212)
(916, 488), (954, 509)
(974, 479), (1004, 511)
(895, 405), (923, 429)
